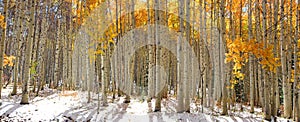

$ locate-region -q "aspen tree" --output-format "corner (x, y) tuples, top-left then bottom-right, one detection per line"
(21, 0), (37, 104)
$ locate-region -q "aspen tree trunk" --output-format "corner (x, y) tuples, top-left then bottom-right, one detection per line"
(105, 0), (114, 100)
(67, 0), (73, 90)
(87, 38), (91, 103)
(115, 0), (119, 98)
(74, 0), (81, 90)
(177, 0), (184, 113)
(12, 1), (25, 96)
(227, 0), (235, 110)
(0, 0), (8, 100)
(262, 0), (271, 120)
(213, 0), (221, 103)
(293, 30), (298, 121)
(189, 1), (195, 102)
(162, 0), (169, 100)
(239, 0), (246, 107)
(280, 0), (292, 118)
(53, 17), (61, 89)
(131, 0), (136, 99)
(229, 0), (235, 40)
(58, 16), (64, 91)
(118, 0), (123, 98)
(21, 0), (36, 104)
(123, 0), (132, 104)
(101, 52), (109, 106)
(197, 0), (203, 103)
(255, 0), (264, 108)
(266, 0), (273, 117)
(31, 3), (39, 93)
(111, 38), (116, 99)
(202, 0), (208, 107)
(296, 1), (300, 121)
(37, 15), (47, 95)
(184, 0), (191, 112)
(11, 4), (20, 94)
(96, 46), (101, 113)
(272, 0), (280, 116)
(154, 0), (162, 111)
(42, 0), (50, 91)
(209, 0), (215, 110)
(288, 0), (296, 120)
(111, 4), (117, 99)
(35, 2), (45, 96)
(286, 3), (293, 118)
(220, 0), (228, 115)
(82, 2), (88, 91)
(62, 3), (68, 93)
(100, 3), (108, 106)
(248, 0), (254, 113)
(269, 0), (275, 118)
(147, 0), (154, 104)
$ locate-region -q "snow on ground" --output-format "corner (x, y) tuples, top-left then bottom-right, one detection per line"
(0, 85), (294, 122)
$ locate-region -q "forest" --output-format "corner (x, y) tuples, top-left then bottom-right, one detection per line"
(0, 0), (300, 121)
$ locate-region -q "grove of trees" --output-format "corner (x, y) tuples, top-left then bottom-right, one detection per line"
(0, 0), (299, 121)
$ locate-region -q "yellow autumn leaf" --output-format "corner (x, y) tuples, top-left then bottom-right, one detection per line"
(108, 39), (115, 44)
(260, 59), (268, 65)
(297, 84), (300, 89)
(3, 59), (8, 66)
(95, 50), (104, 55)
(111, 33), (118, 38)
(3, 55), (15, 67)
(236, 72), (245, 80)
(233, 63), (242, 71)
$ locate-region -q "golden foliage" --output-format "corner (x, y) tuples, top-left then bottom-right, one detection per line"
(3, 54), (15, 67)
(0, 14), (6, 29)
(226, 38), (280, 87)
(94, 9), (202, 55)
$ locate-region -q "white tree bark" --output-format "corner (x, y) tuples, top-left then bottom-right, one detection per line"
(280, 0), (292, 118)
(248, 0), (255, 113)
(21, 0), (36, 104)
(177, 0), (184, 113)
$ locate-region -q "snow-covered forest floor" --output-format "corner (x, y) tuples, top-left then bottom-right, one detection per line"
(0, 85), (293, 122)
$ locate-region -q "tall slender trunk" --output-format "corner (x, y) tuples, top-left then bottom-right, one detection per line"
(53, 17), (61, 89)
(12, 1), (25, 96)
(213, 0), (221, 103)
(0, 0), (8, 100)
(280, 0), (291, 118)
(202, 0), (208, 107)
(100, 3), (108, 106)
(209, 0), (215, 110)
(184, 0), (191, 113)
(220, 0), (228, 115)
(35, 2), (45, 96)
(248, 0), (254, 113)
(255, 0), (264, 109)
(296, 1), (300, 121)
(67, 0), (73, 90)
(154, 0), (162, 112)
(262, 0), (271, 120)
(21, 0), (36, 104)
(147, 0), (154, 103)
(289, 0), (296, 120)
(272, 0), (280, 116)
(293, 28), (298, 121)
(87, 45), (91, 103)
(177, 0), (184, 113)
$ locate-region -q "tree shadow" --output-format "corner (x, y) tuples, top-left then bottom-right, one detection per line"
(110, 103), (128, 122)
(0, 103), (21, 119)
